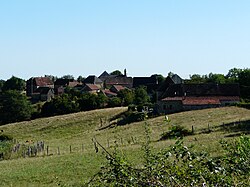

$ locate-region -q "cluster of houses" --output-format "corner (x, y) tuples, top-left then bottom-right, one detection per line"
(26, 70), (240, 114)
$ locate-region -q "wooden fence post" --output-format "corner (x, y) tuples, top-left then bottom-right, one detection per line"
(131, 136), (135, 144)
(192, 126), (194, 134)
(121, 138), (123, 145)
(70, 145), (72, 153)
(46, 146), (49, 156)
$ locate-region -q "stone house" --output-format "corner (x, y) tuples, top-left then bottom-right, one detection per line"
(54, 78), (81, 95)
(83, 76), (103, 89)
(99, 70), (133, 89)
(157, 83), (240, 114)
(81, 84), (100, 94)
(26, 77), (54, 97)
(32, 87), (54, 102)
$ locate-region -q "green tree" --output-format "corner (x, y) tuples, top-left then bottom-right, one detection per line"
(61, 75), (74, 79)
(77, 75), (85, 83)
(152, 74), (165, 84)
(108, 97), (122, 107)
(134, 86), (150, 105)
(186, 74), (207, 84)
(238, 68), (250, 99)
(110, 70), (123, 76)
(226, 68), (242, 82)
(0, 90), (33, 124)
(78, 93), (102, 111)
(207, 73), (227, 84)
(0, 80), (5, 92)
(117, 89), (134, 106)
(41, 94), (80, 117)
(2, 76), (25, 92)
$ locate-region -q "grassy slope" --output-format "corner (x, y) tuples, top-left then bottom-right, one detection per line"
(0, 106), (249, 186)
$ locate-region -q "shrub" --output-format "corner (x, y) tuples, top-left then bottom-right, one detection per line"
(87, 135), (250, 187)
(117, 111), (148, 125)
(160, 124), (193, 140)
(0, 134), (13, 160)
(0, 134), (13, 141)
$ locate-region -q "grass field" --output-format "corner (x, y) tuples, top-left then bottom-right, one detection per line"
(0, 106), (249, 186)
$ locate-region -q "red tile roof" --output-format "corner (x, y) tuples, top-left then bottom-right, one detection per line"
(112, 85), (125, 92)
(102, 89), (117, 96)
(182, 97), (220, 105)
(84, 84), (100, 90)
(161, 96), (239, 106)
(162, 97), (183, 101)
(34, 77), (53, 87)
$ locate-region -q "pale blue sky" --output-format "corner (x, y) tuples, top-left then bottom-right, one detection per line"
(0, 0), (249, 80)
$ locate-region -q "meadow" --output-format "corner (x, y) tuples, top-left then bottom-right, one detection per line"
(0, 106), (249, 186)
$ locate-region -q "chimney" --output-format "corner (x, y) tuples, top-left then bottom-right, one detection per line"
(124, 69), (127, 77)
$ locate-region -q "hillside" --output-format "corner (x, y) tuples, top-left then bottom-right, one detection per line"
(0, 106), (250, 186)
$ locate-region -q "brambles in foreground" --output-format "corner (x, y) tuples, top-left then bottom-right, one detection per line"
(87, 134), (250, 187)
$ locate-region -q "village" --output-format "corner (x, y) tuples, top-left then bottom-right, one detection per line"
(26, 69), (240, 114)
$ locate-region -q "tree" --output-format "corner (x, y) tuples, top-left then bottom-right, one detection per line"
(108, 97), (122, 107)
(110, 70), (123, 76)
(2, 76), (25, 92)
(207, 73), (227, 84)
(155, 74), (165, 84)
(168, 71), (174, 78)
(134, 86), (150, 105)
(41, 94), (80, 117)
(0, 80), (5, 92)
(61, 75), (74, 80)
(78, 93), (99, 111)
(117, 89), (134, 106)
(0, 90), (33, 124)
(186, 74), (207, 84)
(77, 76), (85, 83)
(238, 68), (250, 99)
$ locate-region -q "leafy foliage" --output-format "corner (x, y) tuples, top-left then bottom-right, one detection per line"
(110, 70), (123, 76)
(60, 74), (74, 79)
(186, 68), (250, 100)
(41, 93), (80, 116)
(0, 90), (33, 125)
(2, 76), (25, 92)
(134, 86), (150, 106)
(107, 97), (122, 107)
(0, 80), (5, 92)
(160, 124), (193, 140)
(117, 89), (134, 106)
(78, 92), (107, 111)
(0, 134), (13, 141)
(88, 134), (250, 187)
(0, 134), (13, 160)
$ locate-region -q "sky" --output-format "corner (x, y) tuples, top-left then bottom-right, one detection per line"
(0, 0), (250, 80)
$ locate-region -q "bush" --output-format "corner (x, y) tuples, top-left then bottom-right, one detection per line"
(160, 124), (193, 140)
(236, 103), (250, 109)
(117, 111), (148, 125)
(0, 134), (13, 160)
(87, 135), (250, 187)
(0, 134), (13, 141)
(107, 97), (122, 107)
